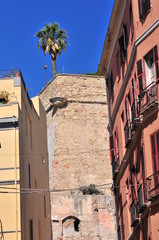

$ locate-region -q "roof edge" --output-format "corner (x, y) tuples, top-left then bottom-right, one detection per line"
(38, 73), (105, 96)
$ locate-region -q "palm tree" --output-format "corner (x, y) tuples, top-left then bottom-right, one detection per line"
(35, 23), (69, 78)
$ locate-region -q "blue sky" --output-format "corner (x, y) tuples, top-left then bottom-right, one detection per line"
(0, 0), (114, 97)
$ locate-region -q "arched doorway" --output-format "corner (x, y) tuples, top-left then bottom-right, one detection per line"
(62, 216), (80, 237)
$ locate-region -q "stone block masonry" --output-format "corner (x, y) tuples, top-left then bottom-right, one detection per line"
(39, 74), (116, 239)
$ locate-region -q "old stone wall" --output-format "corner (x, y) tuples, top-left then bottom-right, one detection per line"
(39, 74), (116, 240)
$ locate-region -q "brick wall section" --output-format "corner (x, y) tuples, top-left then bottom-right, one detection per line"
(39, 74), (116, 239)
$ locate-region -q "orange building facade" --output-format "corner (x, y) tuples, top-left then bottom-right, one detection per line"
(99, 0), (159, 239)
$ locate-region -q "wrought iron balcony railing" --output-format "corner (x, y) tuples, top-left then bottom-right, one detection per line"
(147, 171), (159, 201)
(138, 82), (158, 114)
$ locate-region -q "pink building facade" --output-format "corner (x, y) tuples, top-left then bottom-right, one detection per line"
(99, 0), (159, 239)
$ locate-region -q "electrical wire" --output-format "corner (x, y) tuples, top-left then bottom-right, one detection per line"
(0, 181), (151, 194)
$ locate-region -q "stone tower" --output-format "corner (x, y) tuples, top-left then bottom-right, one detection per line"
(39, 74), (116, 240)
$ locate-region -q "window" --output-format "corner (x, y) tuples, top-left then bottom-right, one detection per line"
(119, 24), (128, 65)
(131, 79), (135, 100)
(128, 92), (132, 123)
(44, 195), (46, 218)
(136, 45), (159, 93)
(129, 2), (134, 40)
(125, 99), (128, 122)
(28, 163), (31, 188)
(138, 185), (143, 209)
(106, 71), (114, 102)
(151, 130), (159, 174)
(116, 51), (121, 81)
(121, 111), (124, 122)
(35, 179), (37, 189)
(125, 93), (132, 123)
(144, 49), (155, 86)
(138, 0), (151, 19)
(110, 71), (114, 101)
(29, 219), (33, 240)
(154, 45), (159, 80)
(137, 59), (144, 92)
(114, 130), (119, 167)
(109, 135), (115, 165)
(130, 167), (136, 203)
(117, 226), (121, 240)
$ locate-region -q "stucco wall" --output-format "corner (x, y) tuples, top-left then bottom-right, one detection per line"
(39, 74), (116, 240)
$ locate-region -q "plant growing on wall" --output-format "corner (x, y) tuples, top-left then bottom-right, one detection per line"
(35, 23), (69, 78)
(79, 184), (103, 195)
(0, 91), (9, 104)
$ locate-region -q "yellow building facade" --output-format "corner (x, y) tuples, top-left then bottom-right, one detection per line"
(0, 70), (51, 240)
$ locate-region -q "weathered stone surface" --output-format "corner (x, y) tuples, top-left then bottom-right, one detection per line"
(39, 74), (116, 240)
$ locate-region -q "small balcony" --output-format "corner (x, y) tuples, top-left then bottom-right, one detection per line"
(147, 171), (159, 201)
(138, 82), (158, 115)
(124, 121), (132, 148)
(130, 201), (139, 228)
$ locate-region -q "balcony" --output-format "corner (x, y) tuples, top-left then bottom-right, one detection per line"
(130, 201), (139, 228)
(147, 171), (159, 201)
(124, 121), (132, 147)
(138, 82), (158, 115)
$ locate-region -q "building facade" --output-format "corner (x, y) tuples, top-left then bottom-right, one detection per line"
(0, 70), (51, 240)
(39, 74), (116, 240)
(99, 0), (159, 239)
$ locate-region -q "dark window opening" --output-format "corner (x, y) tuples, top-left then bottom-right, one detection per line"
(119, 23), (128, 65)
(125, 98), (128, 121)
(117, 226), (121, 240)
(35, 179), (37, 189)
(121, 111), (124, 122)
(138, 0), (151, 19)
(129, 2), (134, 40)
(131, 79), (135, 100)
(44, 195), (46, 218)
(115, 130), (119, 167)
(151, 130), (159, 174)
(116, 51), (121, 81)
(28, 163), (31, 188)
(29, 219), (33, 240)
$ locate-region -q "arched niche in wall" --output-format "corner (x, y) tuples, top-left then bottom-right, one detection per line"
(62, 215), (81, 237)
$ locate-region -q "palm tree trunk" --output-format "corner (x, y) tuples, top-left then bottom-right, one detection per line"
(52, 57), (57, 78)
